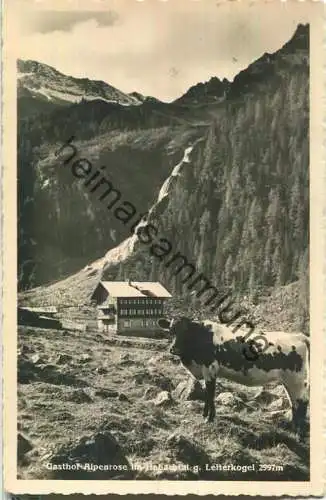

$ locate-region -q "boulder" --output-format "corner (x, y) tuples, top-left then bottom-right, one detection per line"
(56, 411), (74, 421)
(17, 433), (33, 462)
(270, 409), (292, 421)
(95, 388), (119, 399)
(18, 356), (37, 384)
(80, 354), (92, 363)
(95, 366), (108, 375)
(152, 373), (174, 391)
(55, 353), (73, 365)
(37, 364), (88, 387)
(153, 391), (172, 407)
(47, 432), (134, 479)
(251, 388), (276, 405)
(30, 353), (44, 364)
(216, 392), (240, 407)
(173, 379), (205, 401)
(166, 432), (209, 468)
(38, 363), (57, 372)
(118, 393), (129, 402)
(184, 401), (203, 413)
(134, 369), (173, 391)
(269, 398), (286, 411)
(251, 386), (287, 407)
(143, 386), (159, 400)
(65, 389), (93, 404)
(119, 353), (130, 364)
(18, 344), (34, 356)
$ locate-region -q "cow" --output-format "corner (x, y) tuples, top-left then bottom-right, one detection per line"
(158, 317), (309, 437)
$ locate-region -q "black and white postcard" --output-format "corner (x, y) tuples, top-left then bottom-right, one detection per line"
(3, 0), (325, 495)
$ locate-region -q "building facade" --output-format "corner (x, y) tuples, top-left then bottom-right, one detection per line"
(91, 281), (171, 336)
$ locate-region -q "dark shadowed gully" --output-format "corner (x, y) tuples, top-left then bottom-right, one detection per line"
(55, 136), (269, 360)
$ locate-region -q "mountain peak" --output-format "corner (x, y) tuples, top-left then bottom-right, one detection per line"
(174, 75), (230, 105)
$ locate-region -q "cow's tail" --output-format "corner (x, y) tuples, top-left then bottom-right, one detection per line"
(303, 336), (310, 392)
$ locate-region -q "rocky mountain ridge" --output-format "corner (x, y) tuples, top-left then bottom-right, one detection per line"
(18, 59), (145, 107)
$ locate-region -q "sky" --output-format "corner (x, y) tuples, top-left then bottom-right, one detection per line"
(10, 0), (317, 102)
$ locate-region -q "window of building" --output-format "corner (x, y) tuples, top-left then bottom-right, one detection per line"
(124, 320), (131, 328)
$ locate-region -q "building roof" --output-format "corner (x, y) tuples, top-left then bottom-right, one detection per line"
(95, 281), (172, 298)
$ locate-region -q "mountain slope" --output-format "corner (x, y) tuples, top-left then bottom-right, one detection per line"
(18, 59), (144, 107)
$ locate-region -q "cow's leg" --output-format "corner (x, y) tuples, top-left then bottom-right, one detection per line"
(202, 362), (219, 422)
(292, 399), (309, 439)
(203, 389), (209, 419)
(283, 380), (309, 439)
(206, 378), (216, 422)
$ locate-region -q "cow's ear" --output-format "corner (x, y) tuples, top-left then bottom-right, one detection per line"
(158, 318), (171, 330)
